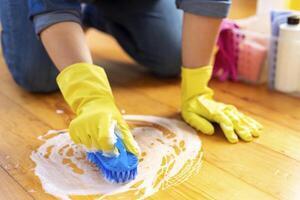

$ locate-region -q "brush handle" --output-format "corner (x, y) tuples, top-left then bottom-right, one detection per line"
(114, 133), (127, 158)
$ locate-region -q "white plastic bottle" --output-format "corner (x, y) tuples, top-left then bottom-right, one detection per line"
(275, 16), (300, 93)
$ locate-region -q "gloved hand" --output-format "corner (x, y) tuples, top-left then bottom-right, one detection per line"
(57, 63), (140, 156)
(181, 65), (263, 143)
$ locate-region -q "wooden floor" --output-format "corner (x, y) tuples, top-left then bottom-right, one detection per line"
(1, 1), (300, 200)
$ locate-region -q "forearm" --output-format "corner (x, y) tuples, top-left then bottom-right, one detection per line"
(182, 13), (222, 68)
(40, 21), (92, 71)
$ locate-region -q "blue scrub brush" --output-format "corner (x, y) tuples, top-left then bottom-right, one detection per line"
(86, 134), (138, 183)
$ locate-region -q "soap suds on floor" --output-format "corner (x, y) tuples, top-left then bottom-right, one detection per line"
(31, 115), (203, 200)
(55, 109), (64, 114)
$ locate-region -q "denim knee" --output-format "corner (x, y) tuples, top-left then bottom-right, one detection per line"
(146, 40), (182, 78)
(7, 61), (59, 93)
(151, 51), (181, 78)
(2, 39), (59, 93)
(1, 0), (59, 93)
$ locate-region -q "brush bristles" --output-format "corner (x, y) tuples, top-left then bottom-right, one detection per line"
(87, 153), (137, 184)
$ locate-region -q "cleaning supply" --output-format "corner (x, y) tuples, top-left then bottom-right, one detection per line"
(237, 36), (268, 83)
(269, 10), (293, 89)
(87, 134), (138, 183)
(275, 15), (300, 93)
(56, 63), (140, 182)
(181, 66), (263, 143)
(213, 19), (242, 81)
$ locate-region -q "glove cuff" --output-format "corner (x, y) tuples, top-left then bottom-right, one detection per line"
(57, 63), (114, 114)
(181, 65), (214, 103)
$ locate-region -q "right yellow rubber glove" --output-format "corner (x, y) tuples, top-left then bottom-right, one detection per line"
(181, 65), (263, 143)
(57, 63), (140, 156)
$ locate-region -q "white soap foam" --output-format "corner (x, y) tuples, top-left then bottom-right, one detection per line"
(56, 109), (64, 114)
(31, 115), (203, 200)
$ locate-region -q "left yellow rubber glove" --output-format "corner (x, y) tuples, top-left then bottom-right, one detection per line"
(57, 63), (140, 156)
(181, 65), (263, 143)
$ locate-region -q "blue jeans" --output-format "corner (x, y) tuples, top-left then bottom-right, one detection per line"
(0, 0), (182, 92)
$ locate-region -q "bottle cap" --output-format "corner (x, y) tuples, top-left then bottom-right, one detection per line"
(287, 16), (300, 25)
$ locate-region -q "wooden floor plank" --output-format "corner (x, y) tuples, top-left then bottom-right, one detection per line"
(95, 81), (300, 199)
(1, 58), (300, 199)
(0, 167), (33, 200)
(0, 90), (62, 200)
(0, 74), (274, 198)
(152, 161), (275, 200)
(0, 66), (281, 200)
(1, 1), (300, 199)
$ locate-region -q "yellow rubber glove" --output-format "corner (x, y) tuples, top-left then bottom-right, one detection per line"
(286, 0), (300, 10)
(57, 63), (140, 156)
(181, 65), (263, 143)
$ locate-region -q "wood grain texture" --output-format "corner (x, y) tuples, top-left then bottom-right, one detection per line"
(0, 167), (33, 200)
(1, 0), (300, 199)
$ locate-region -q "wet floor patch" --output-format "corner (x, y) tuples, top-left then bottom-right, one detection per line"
(31, 115), (203, 200)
